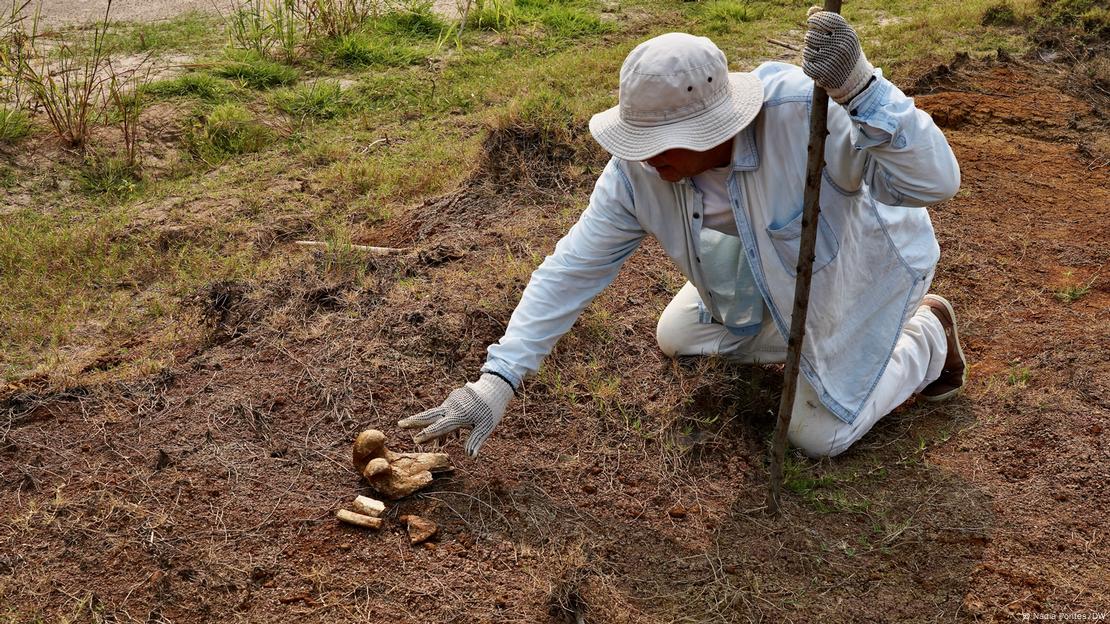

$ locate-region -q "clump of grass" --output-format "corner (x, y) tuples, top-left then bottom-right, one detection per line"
(102, 11), (220, 53)
(1040, 0), (1109, 35)
(301, 0), (376, 39)
(697, 0), (764, 34)
(79, 154), (142, 199)
(467, 0), (518, 31)
(350, 70), (423, 111)
(323, 32), (423, 67)
(1055, 285), (1091, 303)
(272, 80), (347, 118)
(982, 2), (1019, 26)
(501, 86), (578, 142)
(376, 2), (446, 38)
(1006, 364), (1031, 387)
(7, 5), (113, 147)
(214, 52), (299, 89)
(106, 66), (150, 173)
(1054, 271), (1094, 303)
(321, 158), (378, 197)
(538, 5), (612, 38)
(188, 102), (273, 161)
(0, 108), (31, 142)
(144, 73), (234, 100)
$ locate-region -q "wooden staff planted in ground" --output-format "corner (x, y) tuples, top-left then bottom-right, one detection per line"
(766, 0), (844, 517)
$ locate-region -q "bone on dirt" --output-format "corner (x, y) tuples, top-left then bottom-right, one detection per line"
(336, 509), (383, 529)
(352, 429), (453, 499)
(352, 495), (386, 517)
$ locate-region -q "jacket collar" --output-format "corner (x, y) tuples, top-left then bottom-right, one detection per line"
(731, 119), (760, 171)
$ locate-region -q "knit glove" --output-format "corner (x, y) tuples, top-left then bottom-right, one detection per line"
(397, 374), (513, 458)
(803, 6), (875, 104)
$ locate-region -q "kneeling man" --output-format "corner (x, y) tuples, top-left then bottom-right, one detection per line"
(399, 9), (967, 459)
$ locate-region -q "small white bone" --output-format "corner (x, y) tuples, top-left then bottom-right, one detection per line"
(352, 495), (385, 517)
(336, 509), (382, 529)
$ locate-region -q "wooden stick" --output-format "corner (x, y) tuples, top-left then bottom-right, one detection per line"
(293, 240), (407, 255)
(766, 0), (844, 517)
(768, 38), (802, 52)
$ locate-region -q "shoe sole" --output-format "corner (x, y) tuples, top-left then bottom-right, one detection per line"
(922, 294), (967, 402)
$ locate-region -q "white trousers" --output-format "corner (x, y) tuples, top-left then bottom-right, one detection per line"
(656, 282), (948, 458)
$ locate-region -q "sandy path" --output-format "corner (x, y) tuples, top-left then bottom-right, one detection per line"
(33, 0), (459, 26)
(31, 0), (233, 25)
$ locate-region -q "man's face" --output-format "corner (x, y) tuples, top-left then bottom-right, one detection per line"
(642, 140), (732, 182)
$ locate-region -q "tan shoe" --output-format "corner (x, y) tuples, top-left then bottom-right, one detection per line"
(919, 294), (967, 402)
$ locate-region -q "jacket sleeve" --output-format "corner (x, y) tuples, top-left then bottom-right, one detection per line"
(823, 68), (961, 206)
(481, 159), (645, 388)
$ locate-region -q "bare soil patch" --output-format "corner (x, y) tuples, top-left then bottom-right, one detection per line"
(1, 54), (1107, 622)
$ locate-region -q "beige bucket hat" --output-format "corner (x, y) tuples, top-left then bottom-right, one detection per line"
(589, 33), (764, 161)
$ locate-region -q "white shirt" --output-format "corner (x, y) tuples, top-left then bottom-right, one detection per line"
(692, 165), (739, 236)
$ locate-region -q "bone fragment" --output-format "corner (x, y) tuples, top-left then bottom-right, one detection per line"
(353, 429), (386, 467)
(336, 509), (383, 529)
(363, 457), (390, 479)
(352, 495), (385, 517)
(352, 429), (455, 500)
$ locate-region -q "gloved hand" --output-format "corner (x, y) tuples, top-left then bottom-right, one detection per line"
(397, 373), (514, 458)
(803, 6), (875, 104)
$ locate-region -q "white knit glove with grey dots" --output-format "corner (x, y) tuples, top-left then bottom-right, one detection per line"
(397, 374), (514, 458)
(803, 6), (875, 104)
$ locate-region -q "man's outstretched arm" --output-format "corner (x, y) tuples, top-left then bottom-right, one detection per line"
(399, 159), (645, 456)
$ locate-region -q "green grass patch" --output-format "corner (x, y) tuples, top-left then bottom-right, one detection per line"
(79, 156), (142, 200)
(695, 0), (766, 34)
(981, 2), (1020, 25)
(0, 209), (142, 376)
(349, 69), (426, 112)
(0, 108), (31, 143)
(143, 73), (235, 101)
(101, 12), (222, 54)
(188, 103), (274, 162)
(464, 0), (612, 38)
(499, 86), (581, 142)
(538, 5), (613, 38)
(467, 0), (520, 31)
(1054, 271), (1094, 303)
(1007, 364), (1032, 387)
(375, 3), (448, 38)
(1040, 0), (1110, 35)
(322, 32), (425, 67)
(214, 51), (299, 89)
(0, 205), (257, 383)
(272, 80), (347, 119)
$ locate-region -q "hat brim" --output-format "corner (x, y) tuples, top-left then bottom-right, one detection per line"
(588, 72), (764, 161)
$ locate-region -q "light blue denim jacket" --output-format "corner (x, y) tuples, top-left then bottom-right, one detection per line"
(482, 62), (959, 424)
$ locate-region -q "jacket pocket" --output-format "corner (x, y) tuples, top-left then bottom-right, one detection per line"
(766, 208), (840, 277)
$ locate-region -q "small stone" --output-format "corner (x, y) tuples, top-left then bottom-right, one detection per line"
(668, 504), (688, 519)
(400, 514), (438, 545)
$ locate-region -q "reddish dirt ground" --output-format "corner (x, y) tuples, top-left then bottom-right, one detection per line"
(1, 55), (1107, 622)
